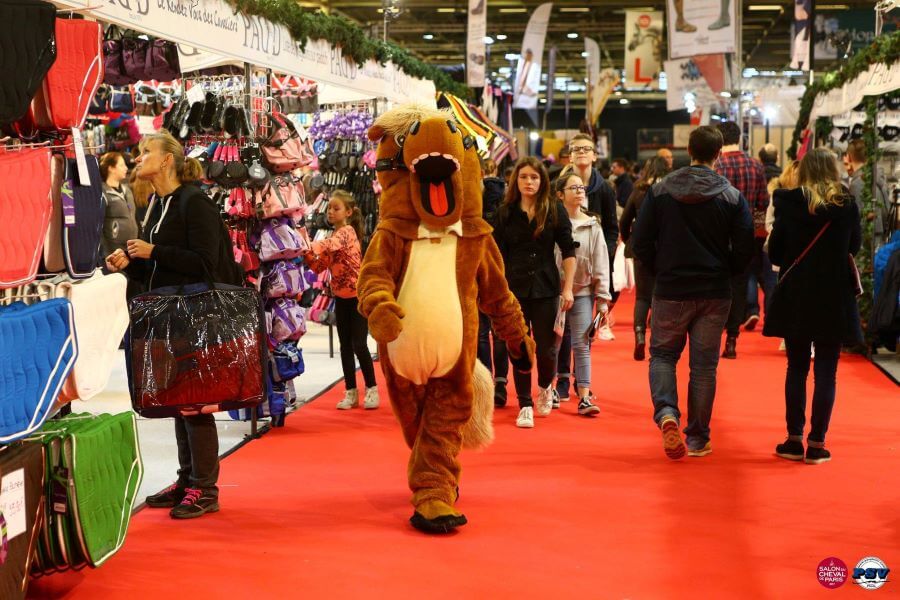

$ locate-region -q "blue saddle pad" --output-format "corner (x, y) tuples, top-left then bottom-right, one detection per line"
(62, 156), (105, 279)
(0, 299), (78, 442)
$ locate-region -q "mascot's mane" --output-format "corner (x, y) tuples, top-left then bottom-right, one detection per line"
(372, 104), (452, 139)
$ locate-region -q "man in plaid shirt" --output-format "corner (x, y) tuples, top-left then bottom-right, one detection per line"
(715, 121), (770, 359)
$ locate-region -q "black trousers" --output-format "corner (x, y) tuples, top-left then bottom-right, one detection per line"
(725, 272), (749, 337)
(335, 296), (377, 390)
(513, 297), (560, 408)
(633, 259), (656, 331)
(478, 311), (510, 378)
(175, 414), (219, 496)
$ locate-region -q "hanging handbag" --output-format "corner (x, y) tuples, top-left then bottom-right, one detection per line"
(109, 86), (135, 113)
(261, 112), (312, 173)
(269, 342), (305, 382)
(259, 218), (308, 262)
(143, 38), (181, 81)
(256, 176), (305, 219)
(89, 85), (111, 115)
(266, 297), (307, 342)
(122, 34), (150, 82)
(127, 281), (267, 418)
(103, 25), (132, 85)
(262, 260), (306, 298)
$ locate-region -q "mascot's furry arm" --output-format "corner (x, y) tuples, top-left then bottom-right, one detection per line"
(357, 229), (405, 343)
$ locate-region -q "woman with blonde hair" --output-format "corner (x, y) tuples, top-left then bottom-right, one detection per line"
(106, 130), (243, 518)
(763, 148), (862, 465)
(493, 156), (576, 428)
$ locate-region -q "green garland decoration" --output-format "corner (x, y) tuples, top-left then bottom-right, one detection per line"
(788, 31), (900, 160)
(857, 97), (878, 339)
(226, 0), (471, 98)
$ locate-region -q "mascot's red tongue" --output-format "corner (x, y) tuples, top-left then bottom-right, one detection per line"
(429, 182), (449, 216)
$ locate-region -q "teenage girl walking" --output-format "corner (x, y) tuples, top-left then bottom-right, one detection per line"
(554, 172), (611, 415)
(303, 190), (380, 410)
(493, 157), (576, 428)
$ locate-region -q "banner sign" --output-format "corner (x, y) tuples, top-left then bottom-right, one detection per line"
(545, 45), (557, 113)
(790, 0), (812, 70)
(664, 57), (717, 112)
(810, 61), (900, 120)
(55, 0), (436, 105)
(584, 37), (601, 120)
(514, 2), (553, 110)
(624, 10), (664, 89)
(666, 0), (736, 59)
(813, 9), (898, 63)
(591, 69), (619, 124)
(466, 0), (487, 88)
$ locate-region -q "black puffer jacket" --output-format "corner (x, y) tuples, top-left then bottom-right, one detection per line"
(125, 185), (242, 290)
(631, 165), (754, 300)
(763, 188), (863, 345)
(482, 176), (505, 225)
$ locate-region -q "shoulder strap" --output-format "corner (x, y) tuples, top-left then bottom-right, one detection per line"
(778, 221), (831, 283)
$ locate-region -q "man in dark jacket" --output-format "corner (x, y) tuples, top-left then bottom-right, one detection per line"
(632, 125), (754, 460)
(758, 143), (781, 183)
(611, 158), (634, 209)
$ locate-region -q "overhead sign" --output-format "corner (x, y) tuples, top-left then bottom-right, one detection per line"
(666, 0), (736, 59)
(514, 2), (553, 110)
(624, 10), (664, 89)
(810, 61), (900, 120)
(466, 0), (487, 87)
(664, 57), (717, 112)
(790, 0), (812, 70)
(55, 0), (436, 105)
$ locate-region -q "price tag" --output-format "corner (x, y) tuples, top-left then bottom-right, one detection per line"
(71, 127), (92, 186)
(186, 83), (205, 105)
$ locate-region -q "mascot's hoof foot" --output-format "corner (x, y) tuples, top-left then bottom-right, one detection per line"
(410, 511), (468, 534)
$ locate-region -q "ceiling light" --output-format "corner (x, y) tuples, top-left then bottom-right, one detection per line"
(567, 32), (579, 39)
(817, 4), (850, 9)
(720, 91), (732, 98)
(496, 34), (507, 40)
(614, 90), (623, 96)
(504, 53), (520, 61)
(619, 98), (630, 105)
(484, 36), (495, 45)
(560, 7), (590, 12)
(748, 5), (783, 10)
(423, 33), (434, 40)
(529, 131), (540, 141)
(437, 7), (456, 12)
(539, 98), (547, 104)
(581, 51), (589, 57)
(500, 7), (527, 12)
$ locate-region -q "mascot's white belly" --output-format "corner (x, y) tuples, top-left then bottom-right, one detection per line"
(387, 234), (463, 385)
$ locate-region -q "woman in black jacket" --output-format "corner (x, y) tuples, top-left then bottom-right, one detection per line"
(493, 156), (576, 428)
(619, 156), (670, 361)
(763, 148), (862, 465)
(106, 130), (239, 519)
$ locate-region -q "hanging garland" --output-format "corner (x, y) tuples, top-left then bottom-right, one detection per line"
(225, 0), (471, 98)
(788, 31), (900, 159)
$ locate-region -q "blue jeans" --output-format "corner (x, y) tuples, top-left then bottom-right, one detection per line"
(784, 338), (841, 443)
(649, 297), (731, 450)
(566, 296), (594, 388)
(746, 238), (777, 318)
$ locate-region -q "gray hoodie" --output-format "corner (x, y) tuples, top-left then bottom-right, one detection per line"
(556, 210), (611, 300)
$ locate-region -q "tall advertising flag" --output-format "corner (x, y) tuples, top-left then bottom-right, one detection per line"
(625, 10), (664, 89)
(514, 2), (553, 110)
(545, 45), (557, 113)
(666, 0), (736, 59)
(790, 0), (812, 69)
(584, 36), (601, 119)
(466, 0), (487, 87)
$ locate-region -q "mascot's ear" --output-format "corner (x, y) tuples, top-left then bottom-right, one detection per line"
(368, 125), (385, 142)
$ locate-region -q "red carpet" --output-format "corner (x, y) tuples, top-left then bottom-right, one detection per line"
(28, 290), (899, 598)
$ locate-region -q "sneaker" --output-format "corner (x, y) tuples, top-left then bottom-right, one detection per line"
(598, 324), (615, 341)
(577, 395), (600, 416)
(551, 388), (561, 409)
(743, 314), (759, 331)
(516, 407), (534, 428)
(494, 379), (508, 408)
(778, 339), (786, 351)
(146, 483), (186, 508)
(775, 439), (804, 461)
(169, 488), (219, 519)
(805, 446), (831, 465)
(555, 377), (571, 401)
(535, 385), (554, 417)
(363, 386), (380, 409)
(659, 416), (686, 460)
(687, 442), (712, 457)
(336, 389), (359, 410)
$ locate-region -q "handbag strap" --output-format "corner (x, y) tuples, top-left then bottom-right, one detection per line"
(778, 221), (831, 283)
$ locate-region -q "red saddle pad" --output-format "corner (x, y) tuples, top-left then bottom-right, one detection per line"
(44, 19), (102, 131)
(0, 148), (52, 288)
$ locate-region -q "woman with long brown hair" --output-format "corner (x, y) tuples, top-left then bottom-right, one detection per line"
(620, 156), (671, 360)
(763, 148), (862, 465)
(493, 156), (576, 428)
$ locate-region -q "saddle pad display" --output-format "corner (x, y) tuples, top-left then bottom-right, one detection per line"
(0, 0), (56, 126)
(28, 413), (142, 572)
(43, 19), (103, 131)
(42, 153), (67, 274)
(0, 442), (45, 600)
(62, 156), (105, 279)
(128, 283), (266, 418)
(0, 299), (77, 443)
(57, 271), (129, 402)
(0, 148), (52, 288)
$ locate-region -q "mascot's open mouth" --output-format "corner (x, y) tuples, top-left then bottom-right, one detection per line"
(410, 153), (460, 217)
